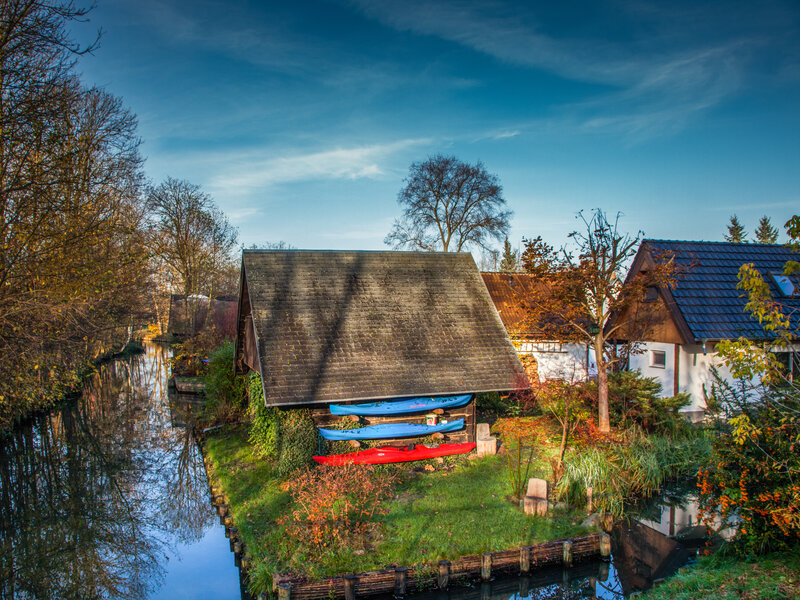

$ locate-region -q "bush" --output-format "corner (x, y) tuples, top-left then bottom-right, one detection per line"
(248, 372), (280, 458)
(279, 463), (396, 552)
(202, 342), (247, 419)
(171, 326), (224, 376)
(275, 409), (317, 476)
(698, 376), (800, 555)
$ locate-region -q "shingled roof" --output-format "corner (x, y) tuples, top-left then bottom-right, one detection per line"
(235, 250), (526, 407)
(480, 273), (541, 336)
(633, 240), (800, 342)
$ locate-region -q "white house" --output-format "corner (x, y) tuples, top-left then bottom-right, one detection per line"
(617, 240), (800, 421)
(481, 272), (596, 383)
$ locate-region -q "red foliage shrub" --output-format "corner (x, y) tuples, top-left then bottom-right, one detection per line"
(279, 464), (396, 551)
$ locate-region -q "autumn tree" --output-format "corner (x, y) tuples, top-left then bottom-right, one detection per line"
(754, 215), (779, 244)
(725, 214), (748, 243)
(0, 2), (149, 428)
(385, 155), (511, 252)
(519, 210), (682, 434)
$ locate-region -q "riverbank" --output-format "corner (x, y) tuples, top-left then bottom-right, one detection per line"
(200, 424), (593, 596)
(638, 549), (800, 599)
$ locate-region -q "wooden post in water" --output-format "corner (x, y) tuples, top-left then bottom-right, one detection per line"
(344, 575), (358, 600)
(278, 583), (291, 600)
(599, 533), (611, 559)
(519, 546), (531, 574)
(437, 560), (450, 589)
(393, 567), (407, 597)
(562, 540), (573, 567)
(481, 553), (492, 581)
(586, 487), (593, 513)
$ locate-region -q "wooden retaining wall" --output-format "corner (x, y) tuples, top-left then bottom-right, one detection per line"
(270, 533), (608, 600)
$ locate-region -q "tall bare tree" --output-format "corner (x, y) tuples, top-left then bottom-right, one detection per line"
(385, 154), (511, 252)
(519, 210), (683, 433)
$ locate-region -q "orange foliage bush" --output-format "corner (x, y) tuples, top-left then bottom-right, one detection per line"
(279, 464), (396, 551)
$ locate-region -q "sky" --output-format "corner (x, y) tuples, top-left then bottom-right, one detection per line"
(73, 0), (800, 257)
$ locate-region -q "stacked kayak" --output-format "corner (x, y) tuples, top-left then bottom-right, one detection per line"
(319, 419), (464, 441)
(329, 394), (471, 416)
(314, 442), (476, 465)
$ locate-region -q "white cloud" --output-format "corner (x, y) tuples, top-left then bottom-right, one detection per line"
(206, 138), (432, 196)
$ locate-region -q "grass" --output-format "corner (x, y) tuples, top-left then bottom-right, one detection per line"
(202, 424), (589, 594)
(639, 549), (800, 600)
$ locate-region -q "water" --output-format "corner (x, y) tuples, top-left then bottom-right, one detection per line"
(0, 343), (245, 599)
(0, 343), (701, 599)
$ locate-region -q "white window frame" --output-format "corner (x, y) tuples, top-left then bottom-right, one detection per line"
(650, 350), (667, 369)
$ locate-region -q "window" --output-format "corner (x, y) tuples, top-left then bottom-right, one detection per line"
(650, 350), (666, 368)
(643, 286), (659, 303)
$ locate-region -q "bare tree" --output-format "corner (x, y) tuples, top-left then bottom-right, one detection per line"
(519, 210), (683, 433)
(146, 177), (238, 299)
(385, 155), (511, 252)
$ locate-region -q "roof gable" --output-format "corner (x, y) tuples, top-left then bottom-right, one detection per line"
(638, 240), (800, 342)
(237, 250), (526, 407)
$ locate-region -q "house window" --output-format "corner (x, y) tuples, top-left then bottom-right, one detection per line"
(643, 286), (659, 303)
(650, 350), (666, 368)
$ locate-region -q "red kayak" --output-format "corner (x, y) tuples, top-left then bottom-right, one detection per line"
(313, 442), (476, 465)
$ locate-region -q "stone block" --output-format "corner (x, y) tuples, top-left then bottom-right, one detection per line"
(476, 436), (497, 456)
(523, 496), (548, 516)
(476, 423), (491, 438)
(526, 477), (549, 500)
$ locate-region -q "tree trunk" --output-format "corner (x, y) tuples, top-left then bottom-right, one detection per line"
(595, 336), (610, 433)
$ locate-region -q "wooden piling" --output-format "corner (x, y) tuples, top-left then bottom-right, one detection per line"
(562, 541), (573, 567)
(519, 546), (531, 574)
(599, 533), (611, 559)
(344, 575), (357, 600)
(586, 487), (593, 513)
(393, 566), (407, 597)
(481, 553), (492, 581)
(278, 583), (291, 600)
(437, 560), (450, 589)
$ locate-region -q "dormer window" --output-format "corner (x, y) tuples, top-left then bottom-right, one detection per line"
(770, 272), (797, 297)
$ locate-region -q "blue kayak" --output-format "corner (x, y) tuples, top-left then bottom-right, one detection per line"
(318, 419), (465, 441)
(329, 394), (472, 416)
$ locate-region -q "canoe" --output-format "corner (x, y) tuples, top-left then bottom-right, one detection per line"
(313, 442), (476, 465)
(329, 394), (472, 416)
(318, 418), (464, 441)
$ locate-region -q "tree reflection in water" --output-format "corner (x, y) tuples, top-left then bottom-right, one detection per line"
(0, 343), (215, 599)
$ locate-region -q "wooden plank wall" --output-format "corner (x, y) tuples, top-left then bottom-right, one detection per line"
(307, 397), (477, 445)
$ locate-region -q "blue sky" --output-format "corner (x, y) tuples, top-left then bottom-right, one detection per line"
(74, 0), (800, 256)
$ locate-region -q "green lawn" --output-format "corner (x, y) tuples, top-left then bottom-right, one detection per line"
(639, 550), (800, 600)
(202, 425), (590, 594)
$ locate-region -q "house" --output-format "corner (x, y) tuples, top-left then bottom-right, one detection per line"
(234, 250), (527, 443)
(616, 240), (800, 420)
(480, 272), (595, 383)
(167, 294), (237, 339)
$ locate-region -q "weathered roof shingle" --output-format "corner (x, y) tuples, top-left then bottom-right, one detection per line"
(238, 250), (526, 407)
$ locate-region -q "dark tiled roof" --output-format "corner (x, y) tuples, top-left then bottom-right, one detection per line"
(642, 240), (800, 341)
(240, 250), (526, 407)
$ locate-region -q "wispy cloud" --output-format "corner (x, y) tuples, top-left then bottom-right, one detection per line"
(346, 0), (763, 139)
(206, 138), (432, 196)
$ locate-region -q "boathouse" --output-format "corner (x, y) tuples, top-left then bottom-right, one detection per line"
(234, 250), (527, 443)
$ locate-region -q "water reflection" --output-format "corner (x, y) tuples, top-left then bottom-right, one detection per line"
(0, 344), (242, 599)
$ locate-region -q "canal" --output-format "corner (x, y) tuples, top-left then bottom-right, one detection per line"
(0, 344), (703, 599)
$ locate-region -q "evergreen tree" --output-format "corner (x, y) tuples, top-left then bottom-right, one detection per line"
(724, 214), (748, 243)
(499, 237), (518, 272)
(754, 215), (779, 244)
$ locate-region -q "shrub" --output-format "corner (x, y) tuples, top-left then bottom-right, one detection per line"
(698, 376), (800, 555)
(202, 342), (247, 419)
(248, 372), (280, 458)
(275, 409), (318, 476)
(171, 326), (224, 376)
(279, 464), (396, 552)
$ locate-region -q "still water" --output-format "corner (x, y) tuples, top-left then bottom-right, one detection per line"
(0, 344), (702, 599)
(0, 343), (245, 599)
